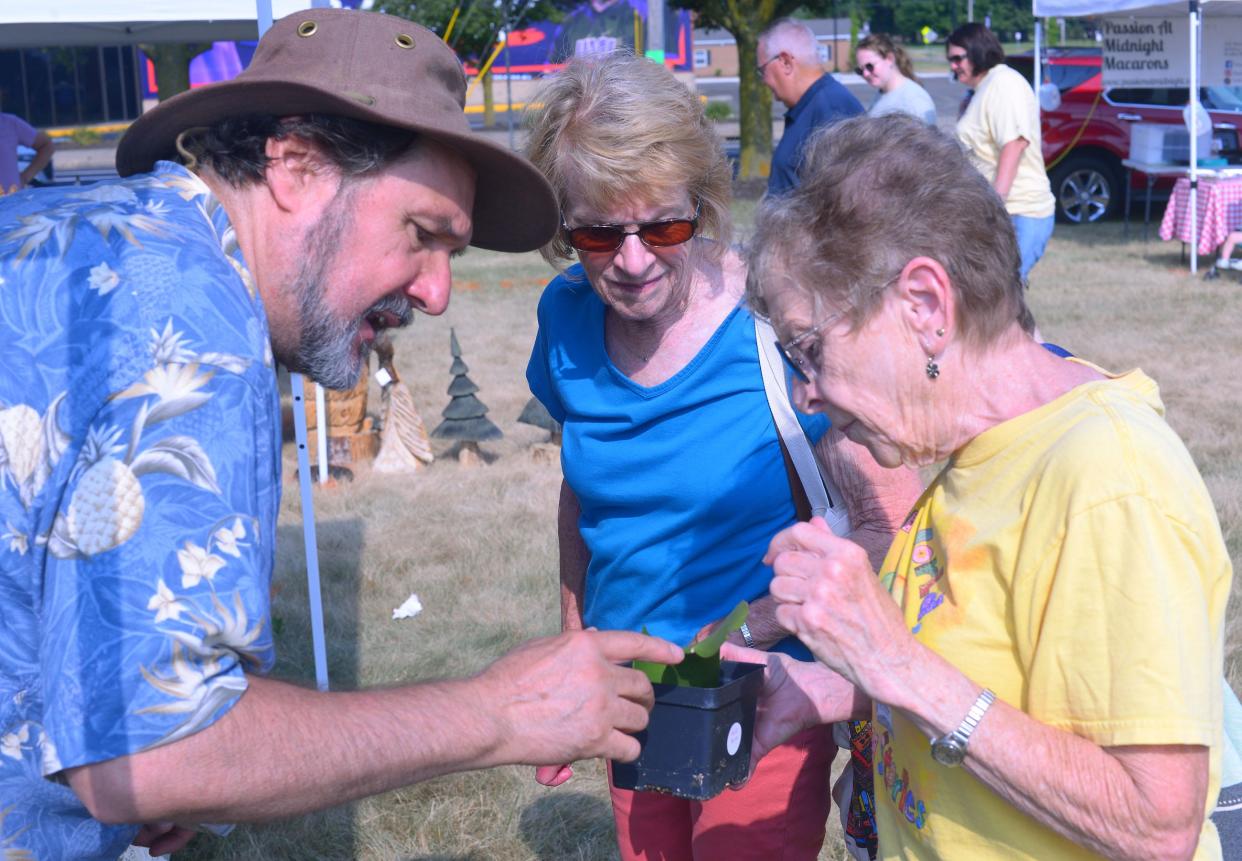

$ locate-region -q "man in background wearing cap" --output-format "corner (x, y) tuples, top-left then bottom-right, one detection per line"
(0, 10), (680, 860)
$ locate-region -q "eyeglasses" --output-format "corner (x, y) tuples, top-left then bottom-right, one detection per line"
(562, 204), (701, 254)
(946, 53), (969, 65)
(756, 53), (782, 76)
(773, 274), (900, 383)
(854, 62), (876, 76)
(775, 311), (845, 384)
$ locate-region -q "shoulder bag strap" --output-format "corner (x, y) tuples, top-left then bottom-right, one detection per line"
(754, 315), (852, 538)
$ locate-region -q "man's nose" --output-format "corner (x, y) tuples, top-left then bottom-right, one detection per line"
(407, 251), (452, 316)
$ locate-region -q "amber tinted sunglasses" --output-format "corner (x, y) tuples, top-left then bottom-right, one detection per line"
(562, 204), (701, 253)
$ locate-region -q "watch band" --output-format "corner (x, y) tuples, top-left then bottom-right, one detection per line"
(739, 622), (755, 648)
(930, 688), (996, 767)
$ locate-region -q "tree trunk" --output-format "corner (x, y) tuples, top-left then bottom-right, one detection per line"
(140, 43), (210, 101)
(735, 33), (773, 181)
(483, 70), (495, 128)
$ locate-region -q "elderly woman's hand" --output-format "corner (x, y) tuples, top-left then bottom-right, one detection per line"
(763, 516), (910, 699)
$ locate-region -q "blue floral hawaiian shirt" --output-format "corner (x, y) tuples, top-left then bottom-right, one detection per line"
(0, 162), (281, 860)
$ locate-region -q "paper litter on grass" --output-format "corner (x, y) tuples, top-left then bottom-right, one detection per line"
(392, 593), (423, 620)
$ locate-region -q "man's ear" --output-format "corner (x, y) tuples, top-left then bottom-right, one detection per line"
(895, 256), (955, 354)
(264, 135), (338, 214)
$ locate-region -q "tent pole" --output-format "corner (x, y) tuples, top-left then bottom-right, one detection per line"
(257, 2), (331, 694)
(1189, 0), (1200, 275)
(1034, 19), (1043, 128)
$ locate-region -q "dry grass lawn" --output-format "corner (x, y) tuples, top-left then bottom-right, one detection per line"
(177, 211), (1241, 860)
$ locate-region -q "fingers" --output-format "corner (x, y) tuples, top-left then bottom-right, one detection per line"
(149, 826), (196, 856)
(592, 629), (683, 665)
(611, 664), (656, 712)
(604, 730), (643, 763)
(719, 641), (767, 665)
(534, 764), (574, 787)
(763, 518), (845, 564)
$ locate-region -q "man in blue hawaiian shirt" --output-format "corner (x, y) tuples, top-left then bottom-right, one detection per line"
(0, 10), (681, 860)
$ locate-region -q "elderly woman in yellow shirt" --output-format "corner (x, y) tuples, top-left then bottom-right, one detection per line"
(736, 113), (1231, 860)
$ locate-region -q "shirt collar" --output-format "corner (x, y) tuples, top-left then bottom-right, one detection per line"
(787, 74), (830, 121)
(150, 160), (257, 300)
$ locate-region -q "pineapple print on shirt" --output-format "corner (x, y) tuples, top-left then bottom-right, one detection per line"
(0, 162), (281, 861)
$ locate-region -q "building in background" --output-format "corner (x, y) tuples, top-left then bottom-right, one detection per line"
(692, 18), (851, 78)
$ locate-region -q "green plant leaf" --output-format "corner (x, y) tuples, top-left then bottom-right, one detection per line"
(687, 601), (749, 658)
(633, 603), (749, 688)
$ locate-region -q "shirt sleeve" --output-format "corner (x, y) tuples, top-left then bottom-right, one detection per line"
(985, 71), (1039, 148)
(1019, 493), (1222, 748)
(526, 283), (568, 424)
(39, 367), (275, 773)
(12, 116), (37, 149)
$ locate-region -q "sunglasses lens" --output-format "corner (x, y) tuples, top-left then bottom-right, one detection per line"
(567, 225), (623, 252)
(640, 219), (696, 247)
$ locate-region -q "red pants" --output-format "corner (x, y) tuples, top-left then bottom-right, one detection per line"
(608, 726), (837, 861)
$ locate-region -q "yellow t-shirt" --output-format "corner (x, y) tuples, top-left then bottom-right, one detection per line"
(874, 367), (1230, 860)
(955, 63), (1056, 219)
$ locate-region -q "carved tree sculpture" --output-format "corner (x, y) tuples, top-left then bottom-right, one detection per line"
(371, 331), (434, 474)
(517, 396), (562, 445)
(431, 328), (502, 466)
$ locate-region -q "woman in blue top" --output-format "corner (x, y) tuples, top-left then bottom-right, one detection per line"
(523, 52), (920, 861)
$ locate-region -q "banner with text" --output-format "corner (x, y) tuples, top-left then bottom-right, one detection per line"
(1100, 16), (1188, 87)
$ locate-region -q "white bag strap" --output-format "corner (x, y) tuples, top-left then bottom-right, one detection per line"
(754, 316), (852, 538)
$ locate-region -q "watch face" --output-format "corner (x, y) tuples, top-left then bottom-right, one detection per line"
(931, 737), (966, 767)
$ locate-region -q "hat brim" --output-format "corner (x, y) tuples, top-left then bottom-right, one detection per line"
(116, 79), (557, 253)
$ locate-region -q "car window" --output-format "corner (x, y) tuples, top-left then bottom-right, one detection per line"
(1205, 87), (1242, 112)
(1108, 87), (1190, 107)
(1047, 64), (1098, 92)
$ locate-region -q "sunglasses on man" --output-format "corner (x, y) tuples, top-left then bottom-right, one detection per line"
(562, 204), (701, 254)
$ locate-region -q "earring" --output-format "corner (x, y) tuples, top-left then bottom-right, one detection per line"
(925, 355), (940, 379)
(935, 327), (945, 337)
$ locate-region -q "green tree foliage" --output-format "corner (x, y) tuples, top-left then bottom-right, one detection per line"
(378, 0), (564, 126)
(863, 0), (1035, 44)
(670, 0), (834, 181)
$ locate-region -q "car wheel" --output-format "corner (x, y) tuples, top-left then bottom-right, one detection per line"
(1049, 155), (1120, 224)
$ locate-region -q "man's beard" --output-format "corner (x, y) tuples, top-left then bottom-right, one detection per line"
(287, 184), (413, 390)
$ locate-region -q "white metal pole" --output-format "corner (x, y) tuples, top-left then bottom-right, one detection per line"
(290, 373), (331, 692)
(1035, 20), (1043, 127)
(257, 0), (330, 693)
(314, 383), (328, 483)
(256, 0), (273, 38)
(1189, 1), (1200, 274)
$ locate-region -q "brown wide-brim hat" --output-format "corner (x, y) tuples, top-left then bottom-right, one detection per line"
(116, 8), (556, 253)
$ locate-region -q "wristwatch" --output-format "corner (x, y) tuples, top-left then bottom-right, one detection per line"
(930, 688), (996, 767)
(739, 622), (755, 648)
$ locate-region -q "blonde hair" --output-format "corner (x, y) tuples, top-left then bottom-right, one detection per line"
(857, 33), (917, 83)
(524, 52), (732, 267)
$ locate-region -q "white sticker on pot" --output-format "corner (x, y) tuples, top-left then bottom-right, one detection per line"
(726, 722), (742, 756)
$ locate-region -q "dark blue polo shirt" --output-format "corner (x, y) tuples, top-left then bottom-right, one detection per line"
(768, 73), (864, 195)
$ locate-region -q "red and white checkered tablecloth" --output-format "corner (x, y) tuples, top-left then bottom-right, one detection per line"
(1159, 175), (1242, 256)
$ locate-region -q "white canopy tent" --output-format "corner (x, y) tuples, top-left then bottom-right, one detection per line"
(1032, 0), (1242, 273)
(0, 1), (340, 47)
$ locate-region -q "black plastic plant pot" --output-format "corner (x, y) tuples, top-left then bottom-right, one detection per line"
(612, 660), (764, 801)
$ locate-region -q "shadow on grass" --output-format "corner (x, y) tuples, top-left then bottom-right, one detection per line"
(518, 791), (617, 860)
(275, 517), (365, 690)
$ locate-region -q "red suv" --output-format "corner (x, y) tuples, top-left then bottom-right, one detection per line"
(1011, 48), (1242, 223)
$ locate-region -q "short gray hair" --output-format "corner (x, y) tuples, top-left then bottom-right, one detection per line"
(746, 114), (1033, 347)
(759, 19), (821, 66)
